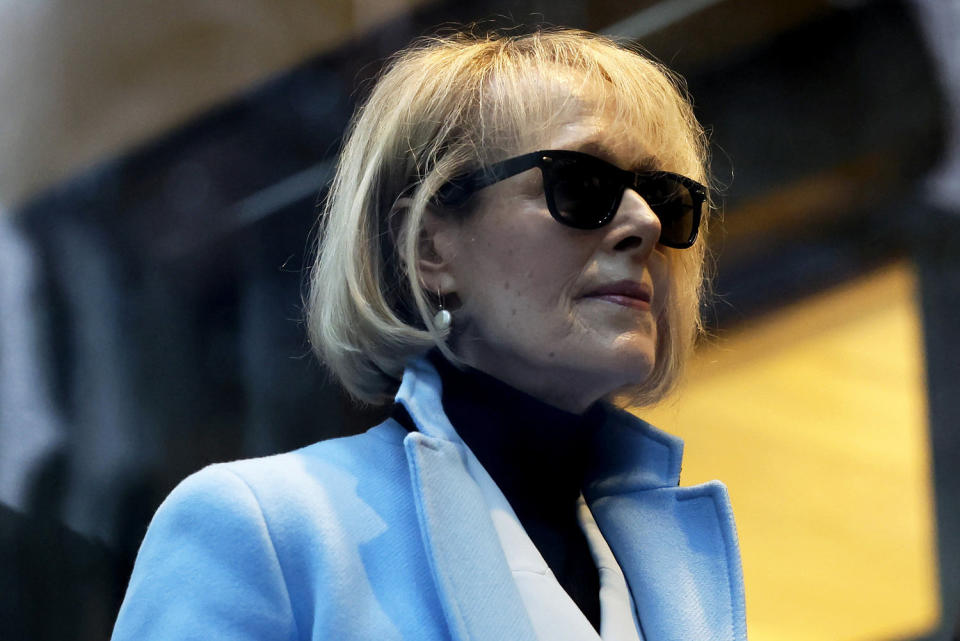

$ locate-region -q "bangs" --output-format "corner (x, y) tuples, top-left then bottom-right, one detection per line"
(471, 36), (707, 185)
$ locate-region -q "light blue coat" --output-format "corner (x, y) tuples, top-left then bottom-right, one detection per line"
(112, 356), (747, 641)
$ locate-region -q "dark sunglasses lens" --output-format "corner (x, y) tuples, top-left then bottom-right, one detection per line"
(637, 176), (697, 247)
(547, 158), (621, 229)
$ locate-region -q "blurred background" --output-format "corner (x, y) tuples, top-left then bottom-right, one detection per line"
(1, 0), (958, 639)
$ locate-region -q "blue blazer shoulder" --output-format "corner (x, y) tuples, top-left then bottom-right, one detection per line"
(112, 357), (747, 641)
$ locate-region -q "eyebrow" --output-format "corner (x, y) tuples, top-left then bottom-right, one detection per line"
(574, 140), (660, 172)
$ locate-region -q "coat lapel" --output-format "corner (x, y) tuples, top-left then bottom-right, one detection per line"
(584, 406), (748, 641)
(588, 484), (747, 641)
(397, 357), (747, 641)
(398, 359), (538, 641)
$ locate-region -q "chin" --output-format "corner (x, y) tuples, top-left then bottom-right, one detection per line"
(553, 342), (654, 398)
(598, 337), (657, 386)
(612, 356), (656, 389)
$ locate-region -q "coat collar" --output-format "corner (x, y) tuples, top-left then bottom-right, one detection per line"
(396, 355), (684, 492)
(397, 355), (747, 641)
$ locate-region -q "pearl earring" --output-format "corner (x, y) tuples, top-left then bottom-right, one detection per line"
(433, 289), (452, 331)
(433, 308), (452, 331)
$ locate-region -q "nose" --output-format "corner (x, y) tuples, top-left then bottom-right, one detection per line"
(604, 187), (662, 256)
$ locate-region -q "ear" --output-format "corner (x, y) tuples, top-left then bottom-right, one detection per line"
(412, 202), (460, 296)
(388, 198), (460, 296)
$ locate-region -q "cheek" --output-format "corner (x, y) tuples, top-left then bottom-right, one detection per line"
(464, 224), (584, 324)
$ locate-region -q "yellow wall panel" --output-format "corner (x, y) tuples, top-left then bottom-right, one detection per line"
(637, 262), (939, 641)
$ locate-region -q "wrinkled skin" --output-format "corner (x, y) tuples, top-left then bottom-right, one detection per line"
(421, 88), (671, 414)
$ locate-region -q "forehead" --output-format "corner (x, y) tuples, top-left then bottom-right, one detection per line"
(499, 68), (687, 173)
(537, 106), (660, 171)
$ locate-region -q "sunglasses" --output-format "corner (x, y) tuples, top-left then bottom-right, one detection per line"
(435, 149), (707, 249)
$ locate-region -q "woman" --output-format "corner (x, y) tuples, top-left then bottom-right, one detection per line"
(112, 29), (746, 641)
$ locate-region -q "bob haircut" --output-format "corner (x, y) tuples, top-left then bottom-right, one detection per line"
(307, 27), (712, 407)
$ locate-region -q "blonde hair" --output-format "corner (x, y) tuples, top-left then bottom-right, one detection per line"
(307, 27), (712, 406)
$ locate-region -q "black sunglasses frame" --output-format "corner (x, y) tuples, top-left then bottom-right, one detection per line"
(435, 149), (707, 249)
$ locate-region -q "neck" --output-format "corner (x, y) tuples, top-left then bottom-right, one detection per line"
(448, 343), (608, 415)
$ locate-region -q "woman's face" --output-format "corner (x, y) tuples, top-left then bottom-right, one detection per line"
(425, 91), (674, 413)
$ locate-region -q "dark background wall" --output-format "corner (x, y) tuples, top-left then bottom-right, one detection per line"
(1, 1), (957, 639)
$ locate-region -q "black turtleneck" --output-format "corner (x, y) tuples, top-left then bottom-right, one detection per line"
(393, 350), (602, 631)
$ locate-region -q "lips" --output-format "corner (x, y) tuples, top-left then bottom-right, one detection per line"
(582, 280), (652, 310)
